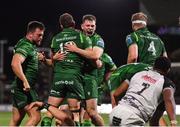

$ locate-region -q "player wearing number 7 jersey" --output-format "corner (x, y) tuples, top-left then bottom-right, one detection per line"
(126, 12), (167, 65)
(109, 57), (176, 126)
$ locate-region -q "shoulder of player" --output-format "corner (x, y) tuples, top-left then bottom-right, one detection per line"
(16, 38), (33, 48)
(126, 32), (138, 42)
(52, 32), (61, 40)
(163, 76), (176, 89)
(92, 33), (103, 39)
(101, 53), (111, 61)
(152, 34), (164, 44)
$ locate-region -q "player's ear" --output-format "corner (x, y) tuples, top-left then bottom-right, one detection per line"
(29, 33), (33, 38)
(60, 24), (63, 30)
(81, 24), (84, 30)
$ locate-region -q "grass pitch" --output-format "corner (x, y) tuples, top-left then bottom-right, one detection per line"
(0, 112), (179, 126)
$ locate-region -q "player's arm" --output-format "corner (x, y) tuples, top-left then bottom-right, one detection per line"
(28, 101), (74, 126)
(163, 87), (177, 126)
(95, 59), (103, 68)
(65, 43), (102, 60)
(111, 80), (129, 108)
(104, 54), (117, 81)
(11, 54), (30, 91)
(126, 34), (138, 63)
(149, 102), (167, 126)
(41, 50), (66, 66)
(127, 43), (138, 63)
(105, 66), (117, 81)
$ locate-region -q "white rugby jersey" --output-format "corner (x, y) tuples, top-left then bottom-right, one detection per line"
(119, 70), (175, 122)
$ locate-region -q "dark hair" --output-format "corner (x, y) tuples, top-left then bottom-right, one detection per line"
(82, 14), (96, 23)
(27, 21), (45, 33)
(59, 13), (75, 28)
(154, 57), (171, 74)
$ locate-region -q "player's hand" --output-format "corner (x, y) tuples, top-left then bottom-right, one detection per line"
(64, 42), (77, 52)
(53, 51), (66, 61)
(38, 52), (46, 61)
(23, 81), (30, 92)
(96, 59), (103, 68)
(28, 101), (43, 110)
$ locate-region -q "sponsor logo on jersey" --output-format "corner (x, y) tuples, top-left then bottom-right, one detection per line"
(126, 35), (133, 45)
(139, 35), (158, 40)
(56, 36), (77, 42)
(142, 75), (157, 84)
(50, 90), (60, 95)
(55, 80), (74, 85)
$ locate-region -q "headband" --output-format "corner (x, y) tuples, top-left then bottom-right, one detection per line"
(132, 20), (147, 25)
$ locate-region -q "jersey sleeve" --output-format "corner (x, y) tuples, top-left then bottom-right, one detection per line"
(14, 43), (30, 58)
(163, 77), (176, 90)
(96, 37), (104, 49)
(81, 33), (92, 49)
(103, 54), (117, 71)
(50, 37), (56, 50)
(108, 67), (129, 92)
(126, 33), (138, 47)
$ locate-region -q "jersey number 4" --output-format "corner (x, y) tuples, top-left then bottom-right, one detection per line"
(148, 41), (156, 56)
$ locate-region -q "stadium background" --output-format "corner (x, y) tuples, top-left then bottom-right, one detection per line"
(0, 0), (180, 125)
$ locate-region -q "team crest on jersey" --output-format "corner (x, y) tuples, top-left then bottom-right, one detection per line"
(97, 39), (104, 48)
(126, 35), (133, 45)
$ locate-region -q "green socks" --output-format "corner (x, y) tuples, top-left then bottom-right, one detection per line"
(75, 121), (81, 127)
(41, 117), (52, 126)
(82, 119), (92, 126)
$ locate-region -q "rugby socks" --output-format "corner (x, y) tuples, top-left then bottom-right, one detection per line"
(75, 121), (81, 127)
(82, 119), (92, 126)
(41, 116), (52, 126)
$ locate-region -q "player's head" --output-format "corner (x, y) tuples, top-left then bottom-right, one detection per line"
(153, 57), (171, 75)
(59, 13), (75, 29)
(26, 21), (45, 45)
(81, 14), (96, 36)
(131, 12), (147, 31)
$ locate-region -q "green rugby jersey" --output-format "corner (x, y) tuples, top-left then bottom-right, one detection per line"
(126, 27), (166, 65)
(98, 53), (117, 85)
(109, 63), (151, 92)
(51, 28), (92, 74)
(12, 38), (38, 88)
(84, 33), (105, 77)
